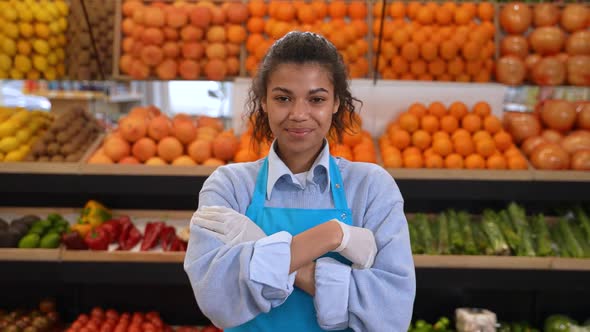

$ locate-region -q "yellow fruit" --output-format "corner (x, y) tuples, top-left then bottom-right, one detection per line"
(55, 1), (69, 16)
(0, 152), (4, 161)
(0, 71), (6, 79)
(34, 23), (49, 39)
(15, 128), (31, 144)
(10, 69), (23, 80)
(33, 39), (49, 55)
(49, 22), (60, 35)
(48, 37), (57, 49)
(0, 136), (19, 153)
(2, 39), (16, 56)
(26, 70), (40, 80)
(19, 23), (33, 38)
(14, 55), (32, 72)
(11, 110), (31, 126)
(46, 4), (59, 19)
(56, 64), (65, 77)
(57, 17), (67, 31)
(33, 55), (47, 71)
(0, 54), (12, 71)
(16, 40), (31, 55)
(56, 35), (66, 46)
(0, 121), (18, 137)
(3, 22), (19, 39)
(3, 7), (18, 21)
(34, 10), (50, 23)
(4, 149), (25, 162)
(19, 144), (30, 155)
(43, 67), (57, 80)
(27, 120), (40, 133)
(18, 9), (33, 23)
(55, 49), (64, 61)
(46, 52), (57, 65)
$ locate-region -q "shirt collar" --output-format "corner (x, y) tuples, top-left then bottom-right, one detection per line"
(266, 139), (331, 200)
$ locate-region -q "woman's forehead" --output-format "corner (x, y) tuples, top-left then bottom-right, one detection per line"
(267, 62), (333, 91)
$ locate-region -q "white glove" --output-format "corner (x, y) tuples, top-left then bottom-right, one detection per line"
(332, 220), (377, 269)
(191, 206), (266, 245)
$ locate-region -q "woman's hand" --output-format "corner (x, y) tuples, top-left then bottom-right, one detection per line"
(191, 206), (266, 245)
(332, 220), (378, 269)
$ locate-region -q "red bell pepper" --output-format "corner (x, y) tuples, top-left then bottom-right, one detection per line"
(141, 221), (165, 251)
(84, 228), (110, 250)
(170, 237), (188, 252)
(99, 219), (122, 243)
(118, 218), (142, 250)
(159, 226), (176, 251)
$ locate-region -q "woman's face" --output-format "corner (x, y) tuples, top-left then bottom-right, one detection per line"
(262, 62), (339, 159)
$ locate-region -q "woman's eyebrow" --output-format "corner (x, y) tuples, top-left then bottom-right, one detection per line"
(308, 88), (329, 94)
(271, 87), (292, 94)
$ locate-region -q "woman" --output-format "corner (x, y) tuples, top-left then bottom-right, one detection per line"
(184, 31), (415, 332)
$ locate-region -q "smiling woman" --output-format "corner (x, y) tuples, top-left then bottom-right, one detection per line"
(184, 31), (416, 332)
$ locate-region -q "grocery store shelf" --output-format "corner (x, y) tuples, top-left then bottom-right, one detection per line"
(0, 248), (60, 261)
(387, 168), (532, 181)
(414, 255), (590, 271)
(532, 170), (590, 182)
(0, 161), (80, 174)
(78, 164), (217, 176)
(61, 250), (184, 263)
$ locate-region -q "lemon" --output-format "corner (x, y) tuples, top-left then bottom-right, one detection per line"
(18, 22), (33, 38)
(18, 8), (33, 22)
(3, 7), (18, 21)
(56, 35), (66, 47)
(0, 136), (19, 153)
(32, 39), (49, 55)
(34, 10), (50, 23)
(46, 4), (59, 20)
(43, 67), (57, 80)
(55, 1), (68, 16)
(15, 128), (31, 144)
(58, 17), (67, 32)
(16, 40), (31, 55)
(14, 55), (32, 72)
(0, 54), (12, 71)
(9, 68), (23, 80)
(3, 22), (19, 39)
(49, 22), (60, 35)
(26, 70), (40, 80)
(2, 39), (16, 56)
(4, 149), (25, 162)
(56, 63), (65, 77)
(47, 52), (57, 65)
(55, 48), (64, 61)
(32, 55), (47, 72)
(47, 37), (57, 49)
(34, 23), (49, 39)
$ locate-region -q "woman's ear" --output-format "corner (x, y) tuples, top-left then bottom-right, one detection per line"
(261, 98), (267, 113)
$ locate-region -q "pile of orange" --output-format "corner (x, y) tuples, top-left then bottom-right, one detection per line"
(379, 101), (528, 169)
(88, 105), (237, 167)
(246, 0), (370, 78)
(119, 0), (248, 80)
(373, 1), (496, 82)
(329, 115), (377, 163)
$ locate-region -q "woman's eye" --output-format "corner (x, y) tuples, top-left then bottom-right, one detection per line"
(275, 96), (290, 102)
(310, 97), (325, 104)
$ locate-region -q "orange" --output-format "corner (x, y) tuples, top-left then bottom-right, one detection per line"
(406, 2), (421, 19)
(481, 115), (501, 134)
(391, 56), (409, 74)
(477, 2), (494, 22)
(411, 30), (427, 44)
(507, 155), (528, 170)
(455, 73), (472, 83)
(248, 1), (267, 17)
(389, 1), (405, 19)
(439, 40), (459, 61)
(440, 115), (459, 134)
(416, 6), (434, 25)
(436, 73), (453, 82)
(403, 146), (422, 158)
(372, 2), (386, 17)
(432, 131), (450, 141)
(403, 153), (424, 168)
(454, 7), (472, 25)
(420, 42), (438, 62)
(444, 153), (464, 169)
(392, 29), (410, 48)
(401, 42), (420, 62)
(331, 144), (353, 160)
(348, 1), (367, 20)
(462, 113), (482, 133)
(486, 154), (507, 170)
(417, 73), (434, 81)
(329, 1), (347, 18)
(428, 59), (446, 76)
(472, 130), (493, 143)
(447, 58), (465, 76)
(297, 4), (316, 24)
(462, 41), (482, 61)
(275, 4), (296, 21)
(493, 131), (513, 152)
(423, 147), (436, 158)
(400, 73), (416, 80)
(399, 113), (420, 133)
(390, 129), (411, 150)
(441, 2), (457, 14)
(412, 130), (432, 150)
(247, 33), (265, 53)
(383, 152), (403, 168)
(410, 60), (427, 76)
(352, 19), (369, 37)
(465, 154), (486, 169)
(247, 17), (265, 33)
(453, 136), (475, 157)
(435, 7), (453, 25)
(449, 101), (468, 120)
(425, 154), (444, 168)
(452, 128), (471, 141)
(504, 145), (522, 159)
(475, 138), (496, 157)
(408, 103), (428, 118)
(432, 138), (453, 157)
(473, 101), (492, 117)
(428, 102), (447, 118)
(466, 60), (483, 77)
(311, 2), (328, 19)
(421, 114), (440, 133)
(381, 43), (397, 60)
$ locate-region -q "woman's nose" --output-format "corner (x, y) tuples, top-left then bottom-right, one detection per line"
(289, 99), (309, 120)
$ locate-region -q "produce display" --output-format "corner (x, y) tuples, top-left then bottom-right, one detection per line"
(408, 202), (590, 258)
(497, 2), (589, 86)
(87, 105), (236, 166)
(118, 0), (247, 80)
(379, 101), (528, 169)
(0, 108), (52, 162)
(26, 107), (103, 163)
(0, 0), (69, 80)
(245, 0), (369, 78)
(373, 1), (496, 82)
(66, 0), (115, 80)
(329, 114), (378, 163)
(0, 299), (60, 332)
(409, 317), (452, 332)
(504, 100), (590, 170)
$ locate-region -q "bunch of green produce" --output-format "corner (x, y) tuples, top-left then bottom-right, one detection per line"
(545, 315), (590, 332)
(497, 321), (539, 332)
(408, 317), (452, 332)
(17, 213), (69, 249)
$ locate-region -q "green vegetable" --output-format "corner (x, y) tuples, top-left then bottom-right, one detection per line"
(457, 211), (478, 255)
(482, 210), (510, 255)
(435, 213), (450, 255)
(47, 213), (63, 224)
(507, 203), (536, 257)
(574, 205), (590, 244)
(415, 214), (436, 255)
(433, 317), (450, 331)
(531, 214), (553, 257)
(39, 233), (60, 249)
(497, 210), (520, 253)
(408, 220), (423, 254)
(545, 315), (577, 332)
(552, 223), (570, 258)
(27, 224), (46, 235)
(558, 218), (585, 258)
(472, 220), (492, 255)
(571, 223), (590, 258)
(446, 210), (464, 254)
(18, 233), (40, 248)
(33, 219), (51, 229)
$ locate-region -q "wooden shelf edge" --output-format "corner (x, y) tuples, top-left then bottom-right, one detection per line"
(387, 168), (533, 181)
(78, 164), (218, 176)
(0, 248), (61, 261)
(414, 255), (552, 270)
(550, 257), (590, 271)
(61, 250), (185, 263)
(0, 162), (80, 174)
(532, 170), (590, 182)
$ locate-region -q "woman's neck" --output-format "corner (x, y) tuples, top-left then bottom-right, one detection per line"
(275, 142), (324, 174)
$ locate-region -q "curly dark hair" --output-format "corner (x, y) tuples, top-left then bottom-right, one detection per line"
(245, 31), (361, 145)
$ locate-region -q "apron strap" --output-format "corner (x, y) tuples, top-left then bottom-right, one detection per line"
(328, 156), (348, 211)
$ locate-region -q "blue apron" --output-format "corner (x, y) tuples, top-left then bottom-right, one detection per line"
(227, 156), (353, 332)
